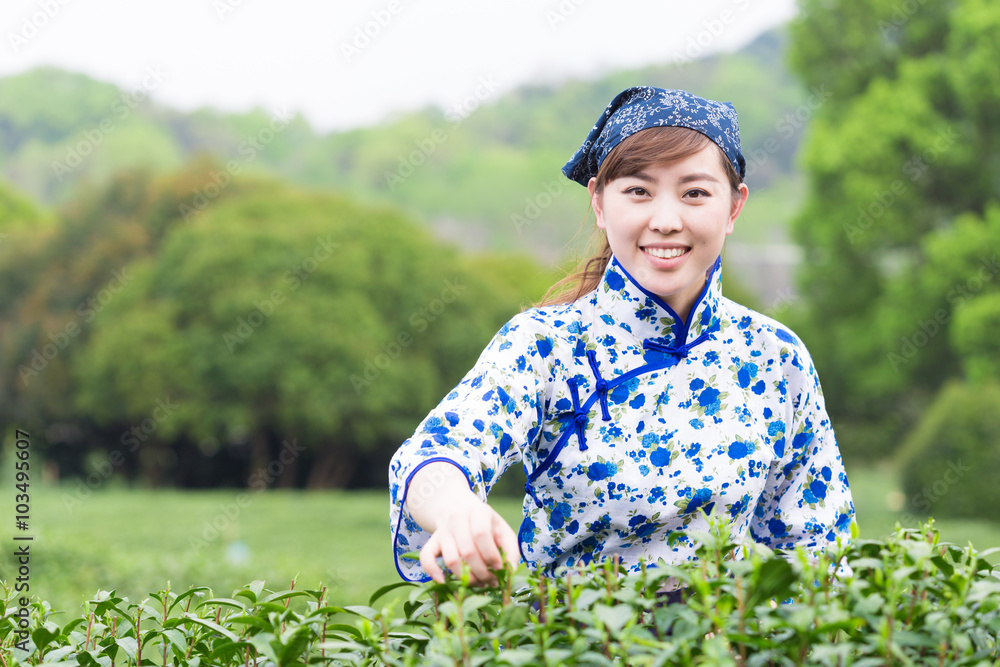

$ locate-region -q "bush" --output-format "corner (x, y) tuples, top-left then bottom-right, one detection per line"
(952, 293), (1000, 384)
(3, 519), (999, 665)
(899, 380), (1000, 522)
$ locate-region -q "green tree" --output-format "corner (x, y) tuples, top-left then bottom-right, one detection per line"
(2, 161), (551, 487)
(0, 162), (268, 480)
(67, 175), (549, 488)
(1, 34), (813, 262)
(786, 0), (1000, 459)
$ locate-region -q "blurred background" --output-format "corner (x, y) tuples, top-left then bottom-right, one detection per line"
(2, 0), (999, 612)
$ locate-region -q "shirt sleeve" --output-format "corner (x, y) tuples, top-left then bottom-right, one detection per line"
(388, 312), (552, 582)
(750, 339), (856, 554)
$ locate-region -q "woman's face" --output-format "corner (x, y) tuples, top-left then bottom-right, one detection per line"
(589, 144), (748, 322)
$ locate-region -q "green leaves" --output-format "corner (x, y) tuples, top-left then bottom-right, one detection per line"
(789, 0), (1000, 463)
(2, 520), (998, 665)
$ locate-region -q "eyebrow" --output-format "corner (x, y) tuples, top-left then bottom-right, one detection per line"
(626, 171), (722, 184)
(678, 172), (721, 185)
(626, 172), (658, 184)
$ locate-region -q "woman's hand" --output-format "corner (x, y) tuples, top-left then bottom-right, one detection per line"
(420, 500), (519, 585)
(406, 462), (519, 585)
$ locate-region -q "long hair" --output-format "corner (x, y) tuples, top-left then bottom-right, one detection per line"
(536, 126), (743, 307)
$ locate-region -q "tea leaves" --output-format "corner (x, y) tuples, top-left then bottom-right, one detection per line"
(2, 519), (998, 666)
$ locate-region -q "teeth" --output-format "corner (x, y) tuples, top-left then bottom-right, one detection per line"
(644, 247), (688, 259)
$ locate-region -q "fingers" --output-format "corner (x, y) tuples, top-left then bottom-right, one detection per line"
(445, 508), (498, 585)
(420, 505), (520, 586)
(419, 534), (447, 584)
(493, 512), (521, 570)
(470, 510), (506, 575)
(436, 526), (480, 582)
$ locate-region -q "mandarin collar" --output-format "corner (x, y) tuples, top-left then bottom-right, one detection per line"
(594, 254), (723, 349)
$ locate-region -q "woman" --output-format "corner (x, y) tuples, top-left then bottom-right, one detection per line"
(389, 86), (855, 586)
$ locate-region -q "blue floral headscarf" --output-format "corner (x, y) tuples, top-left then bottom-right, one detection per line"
(562, 86), (746, 186)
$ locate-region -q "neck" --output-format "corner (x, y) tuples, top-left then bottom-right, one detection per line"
(661, 276), (707, 324)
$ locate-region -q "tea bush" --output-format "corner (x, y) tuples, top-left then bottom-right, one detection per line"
(3, 519), (999, 666)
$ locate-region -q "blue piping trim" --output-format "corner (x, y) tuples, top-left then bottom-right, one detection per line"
(586, 349), (612, 421)
(530, 425), (577, 484)
(517, 514), (533, 568)
(610, 255), (721, 346)
(391, 456), (477, 583)
(524, 481), (542, 508)
(643, 330), (714, 359)
(529, 357), (685, 484)
(513, 257), (725, 563)
(565, 377), (589, 451)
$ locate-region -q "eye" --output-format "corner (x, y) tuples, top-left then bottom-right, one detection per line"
(624, 186), (650, 196)
(685, 188), (711, 199)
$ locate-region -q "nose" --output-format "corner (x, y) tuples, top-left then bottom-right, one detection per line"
(647, 198), (684, 234)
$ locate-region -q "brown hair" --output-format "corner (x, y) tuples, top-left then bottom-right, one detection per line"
(536, 126), (743, 307)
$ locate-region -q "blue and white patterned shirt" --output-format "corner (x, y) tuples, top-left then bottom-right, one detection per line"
(389, 255), (855, 582)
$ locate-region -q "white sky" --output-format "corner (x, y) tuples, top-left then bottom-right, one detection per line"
(0, 0), (797, 132)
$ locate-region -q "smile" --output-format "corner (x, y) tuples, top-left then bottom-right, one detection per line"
(643, 247), (689, 259)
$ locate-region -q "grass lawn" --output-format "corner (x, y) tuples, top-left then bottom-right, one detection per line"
(2, 464), (998, 615)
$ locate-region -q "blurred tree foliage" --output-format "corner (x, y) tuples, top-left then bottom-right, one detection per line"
(0, 30), (809, 261)
(897, 380), (1000, 522)
(0, 28), (816, 489)
(787, 0), (1000, 460)
(0, 164), (553, 488)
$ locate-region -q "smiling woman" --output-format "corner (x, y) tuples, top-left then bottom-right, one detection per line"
(389, 86), (855, 588)
(588, 130), (747, 321)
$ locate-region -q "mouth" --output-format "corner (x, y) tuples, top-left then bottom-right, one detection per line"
(642, 246), (690, 260)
